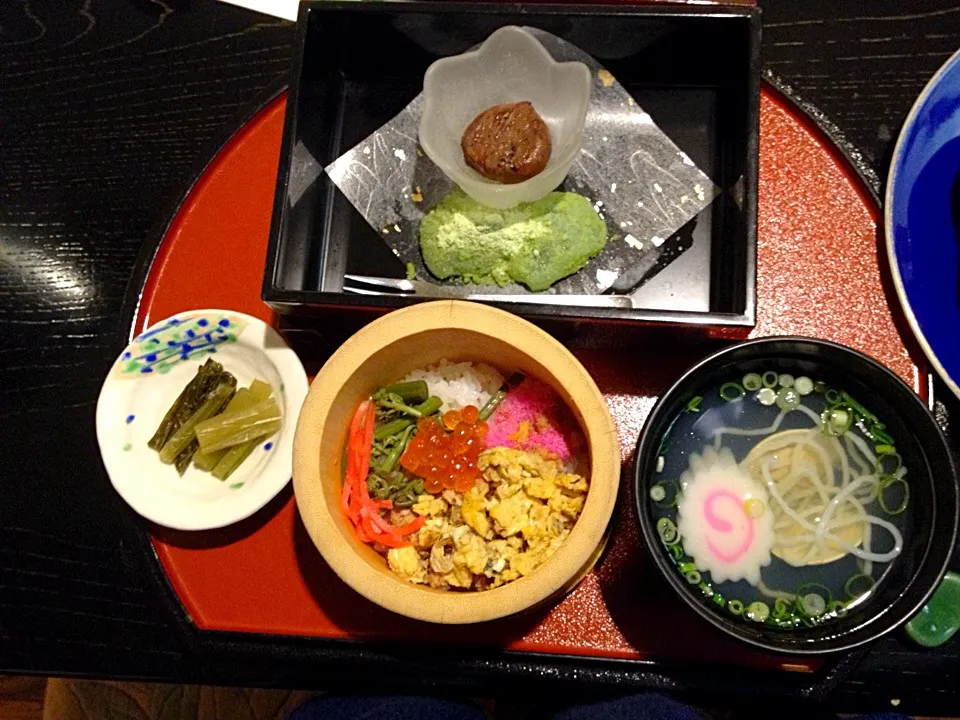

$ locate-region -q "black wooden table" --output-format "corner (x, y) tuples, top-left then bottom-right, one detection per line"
(2, 0), (959, 715)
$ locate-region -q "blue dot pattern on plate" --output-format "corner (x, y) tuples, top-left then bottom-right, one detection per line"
(126, 414), (135, 424)
(264, 442), (273, 451)
(121, 314), (246, 375)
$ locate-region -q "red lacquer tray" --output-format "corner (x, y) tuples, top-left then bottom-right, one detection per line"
(136, 87), (924, 675)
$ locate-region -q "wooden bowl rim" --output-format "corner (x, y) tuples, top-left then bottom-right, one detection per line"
(292, 300), (620, 624)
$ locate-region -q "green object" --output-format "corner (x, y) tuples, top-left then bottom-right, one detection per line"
(845, 573), (876, 599)
(194, 380), (274, 471)
(194, 398), (282, 453)
(906, 572), (960, 648)
(762, 371), (779, 388)
(719, 383), (745, 402)
(379, 424), (414, 474)
(418, 188), (608, 292)
(775, 386), (801, 410)
(378, 380), (429, 405)
(742, 373), (762, 391)
(822, 407), (852, 436)
(158, 378), (236, 464)
(148, 358), (224, 450)
(745, 601), (770, 622)
(405, 262), (416, 280)
(684, 396), (703, 413)
(211, 437), (260, 481)
(194, 387), (254, 471)
(478, 372), (524, 420)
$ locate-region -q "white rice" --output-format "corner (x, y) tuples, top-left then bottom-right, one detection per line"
(402, 359), (504, 411)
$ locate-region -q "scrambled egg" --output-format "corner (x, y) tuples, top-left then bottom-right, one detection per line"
(386, 447), (589, 591)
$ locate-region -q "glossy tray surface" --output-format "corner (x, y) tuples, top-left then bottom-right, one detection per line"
(138, 88), (922, 674)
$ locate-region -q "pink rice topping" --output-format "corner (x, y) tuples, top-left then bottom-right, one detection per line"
(486, 378), (577, 459)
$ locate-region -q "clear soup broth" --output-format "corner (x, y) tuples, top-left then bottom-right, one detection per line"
(649, 371), (911, 629)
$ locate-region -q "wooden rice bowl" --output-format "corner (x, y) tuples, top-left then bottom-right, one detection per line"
(292, 300), (620, 624)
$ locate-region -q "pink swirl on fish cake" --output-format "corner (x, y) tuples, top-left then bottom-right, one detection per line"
(703, 489), (755, 564)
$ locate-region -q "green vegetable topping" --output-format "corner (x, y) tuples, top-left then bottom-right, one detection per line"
(794, 376), (814, 395)
(879, 475), (910, 515)
(719, 382), (745, 402)
(745, 601), (770, 622)
(756, 387), (777, 406)
(656, 517), (680, 545)
(684, 396), (703, 413)
(845, 573), (876, 600)
(775, 387), (801, 410)
(742, 373), (763, 391)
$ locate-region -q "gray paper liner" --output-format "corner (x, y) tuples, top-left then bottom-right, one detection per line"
(324, 28), (718, 297)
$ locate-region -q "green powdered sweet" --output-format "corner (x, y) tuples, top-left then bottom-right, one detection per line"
(418, 188), (607, 292)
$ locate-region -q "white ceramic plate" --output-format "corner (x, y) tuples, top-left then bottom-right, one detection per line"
(96, 309), (308, 530)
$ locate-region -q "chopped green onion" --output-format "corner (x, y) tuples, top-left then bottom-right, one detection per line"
(876, 451), (903, 476)
(794, 376), (814, 395)
(668, 543), (684, 560)
(685, 570), (702, 585)
(778, 373), (795, 388)
(824, 388), (841, 406)
(719, 382), (745, 402)
(841, 391), (879, 423)
(656, 456), (665, 473)
(827, 600), (848, 616)
(822, 408), (852, 436)
(756, 388), (777, 406)
(800, 593), (826, 617)
(745, 601), (770, 622)
(711, 592), (725, 607)
(875, 444), (896, 455)
(878, 475), (910, 515)
(773, 597), (790, 618)
(656, 517), (680, 545)
(762, 371), (779, 388)
(742, 373), (763, 391)
(684, 396), (703, 413)
(728, 599), (744, 615)
(796, 582), (832, 603)
(651, 481), (680, 507)
(776, 387), (801, 410)
(844, 573), (876, 600)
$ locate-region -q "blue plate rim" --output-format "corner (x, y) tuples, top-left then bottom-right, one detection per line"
(885, 46), (960, 402)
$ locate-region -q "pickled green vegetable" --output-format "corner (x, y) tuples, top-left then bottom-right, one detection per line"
(148, 359), (224, 450)
(248, 379), (273, 402)
(192, 387), (257, 471)
(211, 430), (275, 481)
(158, 378), (236, 464)
(194, 398), (281, 453)
(175, 440), (199, 476)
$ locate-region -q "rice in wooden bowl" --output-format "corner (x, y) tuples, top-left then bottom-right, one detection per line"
(292, 300), (619, 623)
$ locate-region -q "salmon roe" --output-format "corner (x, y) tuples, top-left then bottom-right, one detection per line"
(400, 405), (488, 494)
